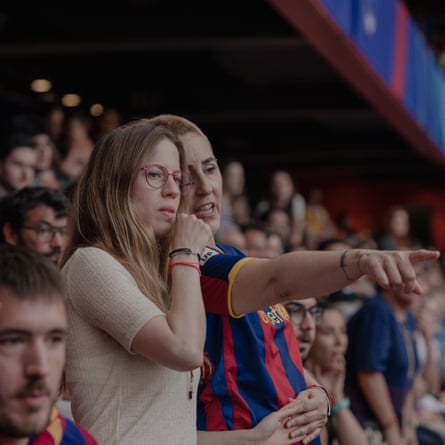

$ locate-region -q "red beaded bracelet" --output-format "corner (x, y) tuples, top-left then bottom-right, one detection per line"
(306, 384), (334, 416)
(168, 261), (201, 276)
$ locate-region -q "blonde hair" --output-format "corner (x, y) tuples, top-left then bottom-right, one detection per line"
(147, 114), (208, 139)
(61, 119), (185, 311)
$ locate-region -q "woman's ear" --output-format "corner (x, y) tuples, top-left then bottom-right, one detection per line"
(2, 223), (19, 246)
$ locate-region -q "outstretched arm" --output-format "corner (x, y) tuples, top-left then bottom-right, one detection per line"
(230, 249), (439, 314)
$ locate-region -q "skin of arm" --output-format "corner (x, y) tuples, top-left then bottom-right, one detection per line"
(402, 377), (420, 445)
(357, 371), (404, 445)
(307, 361), (367, 445)
(230, 249), (439, 315)
(319, 427), (328, 445)
(330, 406), (368, 445)
(420, 339), (442, 396)
(132, 213), (212, 371)
(416, 307), (442, 396)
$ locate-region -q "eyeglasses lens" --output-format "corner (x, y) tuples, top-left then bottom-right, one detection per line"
(145, 165), (170, 189)
(285, 303), (323, 325)
(144, 164), (194, 194)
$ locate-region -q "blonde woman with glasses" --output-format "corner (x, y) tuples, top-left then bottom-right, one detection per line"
(60, 119), (212, 445)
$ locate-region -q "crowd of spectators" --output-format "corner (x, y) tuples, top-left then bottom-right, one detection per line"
(1, 106), (445, 445)
(217, 159), (445, 445)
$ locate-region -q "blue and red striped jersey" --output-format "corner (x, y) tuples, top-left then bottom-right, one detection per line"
(198, 244), (321, 445)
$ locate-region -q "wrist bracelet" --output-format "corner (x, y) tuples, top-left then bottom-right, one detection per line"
(168, 261), (201, 276)
(340, 249), (354, 281)
(331, 397), (350, 414)
(307, 384), (334, 416)
(168, 248), (200, 260)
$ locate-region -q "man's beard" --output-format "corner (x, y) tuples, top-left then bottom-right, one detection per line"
(297, 331), (314, 361)
(0, 378), (54, 439)
(43, 247), (62, 263)
(0, 411), (52, 439)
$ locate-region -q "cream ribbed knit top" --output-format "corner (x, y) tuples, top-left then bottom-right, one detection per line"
(62, 247), (198, 445)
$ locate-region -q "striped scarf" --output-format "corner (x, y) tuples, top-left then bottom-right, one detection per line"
(28, 406), (97, 445)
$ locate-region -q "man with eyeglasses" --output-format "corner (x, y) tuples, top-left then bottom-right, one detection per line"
(285, 299), (324, 361)
(0, 187), (69, 265)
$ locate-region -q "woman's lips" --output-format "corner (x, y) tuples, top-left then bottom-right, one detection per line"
(194, 203), (215, 219)
(159, 207), (176, 219)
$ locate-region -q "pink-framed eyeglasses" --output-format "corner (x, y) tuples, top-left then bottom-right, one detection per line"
(141, 164), (194, 194)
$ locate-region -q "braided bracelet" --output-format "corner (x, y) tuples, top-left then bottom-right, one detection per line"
(168, 248), (200, 260)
